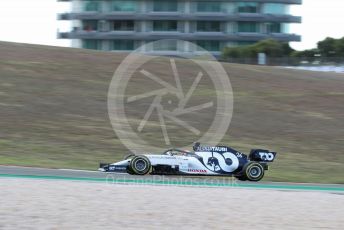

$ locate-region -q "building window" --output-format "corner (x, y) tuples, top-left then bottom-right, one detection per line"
(112, 40), (134, 50)
(197, 21), (221, 32)
(266, 23), (281, 33)
(153, 21), (177, 31)
(197, 2), (221, 12)
(83, 20), (98, 31)
(84, 1), (99, 12)
(83, 40), (100, 50)
(153, 40), (177, 51)
(196, 41), (220, 51)
(262, 3), (288, 14)
(238, 22), (258, 33)
(112, 1), (136, 12)
(237, 2), (258, 13)
(113, 20), (134, 31)
(153, 0), (178, 12)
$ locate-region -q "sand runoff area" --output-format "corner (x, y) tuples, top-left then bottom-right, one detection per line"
(0, 178), (343, 230)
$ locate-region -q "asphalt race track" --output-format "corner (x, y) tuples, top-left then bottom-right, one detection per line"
(0, 165), (343, 192)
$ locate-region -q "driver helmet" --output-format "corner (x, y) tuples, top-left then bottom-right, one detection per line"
(193, 142), (201, 151)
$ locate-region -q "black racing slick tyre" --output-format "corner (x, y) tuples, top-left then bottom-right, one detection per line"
(129, 155), (151, 175)
(243, 162), (265, 182)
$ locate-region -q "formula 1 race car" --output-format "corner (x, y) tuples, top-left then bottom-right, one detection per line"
(99, 143), (277, 181)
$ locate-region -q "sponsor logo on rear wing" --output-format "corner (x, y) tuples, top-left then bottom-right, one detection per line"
(249, 149), (277, 162)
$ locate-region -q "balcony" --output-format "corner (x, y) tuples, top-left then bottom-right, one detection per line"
(58, 30), (301, 42)
(58, 12), (301, 23)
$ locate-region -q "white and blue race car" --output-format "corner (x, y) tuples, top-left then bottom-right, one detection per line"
(99, 143), (276, 181)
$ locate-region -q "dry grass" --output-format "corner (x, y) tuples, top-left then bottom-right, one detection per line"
(0, 41), (343, 183)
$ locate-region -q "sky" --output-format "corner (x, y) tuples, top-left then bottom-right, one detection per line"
(0, 0), (343, 51)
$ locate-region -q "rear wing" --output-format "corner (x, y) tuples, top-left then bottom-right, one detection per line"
(249, 149), (277, 162)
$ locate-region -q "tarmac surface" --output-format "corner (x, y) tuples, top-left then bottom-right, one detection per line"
(1, 165), (343, 192)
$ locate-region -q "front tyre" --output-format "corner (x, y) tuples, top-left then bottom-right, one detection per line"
(243, 162), (265, 182)
(129, 155), (151, 175)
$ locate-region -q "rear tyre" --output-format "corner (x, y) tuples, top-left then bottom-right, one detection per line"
(243, 162), (264, 182)
(129, 155), (151, 175)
